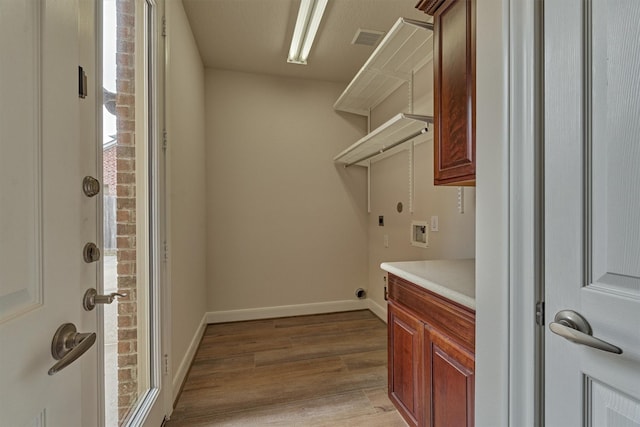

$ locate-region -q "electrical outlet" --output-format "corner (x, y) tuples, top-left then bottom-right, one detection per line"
(384, 234), (389, 248)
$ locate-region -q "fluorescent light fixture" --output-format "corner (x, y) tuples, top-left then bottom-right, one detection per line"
(288, 0), (328, 65)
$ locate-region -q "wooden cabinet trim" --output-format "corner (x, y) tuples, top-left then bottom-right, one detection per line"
(388, 273), (475, 352)
(415, 0), (446, 15)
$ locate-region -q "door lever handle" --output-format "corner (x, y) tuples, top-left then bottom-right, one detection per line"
(48, 323), (96, 375)
(549, 310), (622, 354)
(83, 288), (128, 311)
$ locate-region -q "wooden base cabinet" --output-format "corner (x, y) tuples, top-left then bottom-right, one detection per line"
(389, 303), (424, 427)
(387, 273), (475, 427)
(425, 325), (475, 427)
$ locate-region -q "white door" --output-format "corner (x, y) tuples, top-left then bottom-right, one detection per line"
(544, 0), (640, 425)
(0, 0), (100, 426)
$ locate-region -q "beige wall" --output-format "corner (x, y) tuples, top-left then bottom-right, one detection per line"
(166, 0), (208, 393)
(204, 69), (368, 312)
(167, 9), (473, 376)
(366, 62), (477, 312)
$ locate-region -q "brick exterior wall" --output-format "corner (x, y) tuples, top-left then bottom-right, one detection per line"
(116, 0), (138, 422)
(103, 144), (117, 195)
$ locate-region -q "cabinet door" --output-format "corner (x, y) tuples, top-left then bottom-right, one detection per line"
(425, 325), (475, 427)
(388, 303), (424, 427)
(431, 0), (476, 186)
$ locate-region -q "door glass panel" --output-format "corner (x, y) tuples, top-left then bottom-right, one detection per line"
(102, 0), (157, 424)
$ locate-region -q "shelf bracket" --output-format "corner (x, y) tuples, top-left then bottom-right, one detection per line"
(367, 160), (371, 213)
(409, 71), (414, 114)
(408, 72), (415, 213)
(367, 108), (371, 213)
(409, 142), (415, 213)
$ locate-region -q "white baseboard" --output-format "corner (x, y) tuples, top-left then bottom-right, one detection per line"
(206, 299), (369, 324)
(368, 298), (387, 323)
(172, 312), (207, 403)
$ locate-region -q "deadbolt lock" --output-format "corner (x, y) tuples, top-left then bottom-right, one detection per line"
(82, 176), (100, 197)
(83, 242), (100, 263)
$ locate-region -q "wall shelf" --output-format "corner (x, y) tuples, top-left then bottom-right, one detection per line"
(333, 17), (433, 116)
(334, 113), (433, 167)
(333, 17), (434, 212)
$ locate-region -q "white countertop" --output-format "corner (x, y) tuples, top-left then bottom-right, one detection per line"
(380, 259), (475, 309)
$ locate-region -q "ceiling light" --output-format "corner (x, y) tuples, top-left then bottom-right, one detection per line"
(287, 0), (328, 65)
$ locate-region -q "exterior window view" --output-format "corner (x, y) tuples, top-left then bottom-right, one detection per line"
(102, 0), (148, 424)
(0, 0), (638, 426)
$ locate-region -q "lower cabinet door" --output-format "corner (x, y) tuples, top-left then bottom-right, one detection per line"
(388, 303), (424, 427)
(425, 324), (475, 427)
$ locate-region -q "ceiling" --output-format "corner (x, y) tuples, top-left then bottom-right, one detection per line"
(182, 0), (432, 83)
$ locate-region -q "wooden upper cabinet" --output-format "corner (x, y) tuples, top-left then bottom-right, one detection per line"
(417, 0), (476, 186)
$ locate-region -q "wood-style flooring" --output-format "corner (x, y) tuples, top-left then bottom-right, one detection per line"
(166, 310), (407, 426)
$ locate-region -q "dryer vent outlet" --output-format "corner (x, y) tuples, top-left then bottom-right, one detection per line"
(355, 288), (366, 299)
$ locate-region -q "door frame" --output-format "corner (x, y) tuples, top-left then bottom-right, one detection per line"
(475, 0), (543, 426)
(125, 0), (171, 424)
(94, 0), (170, 424)
(507, 0), (545, 425)
(137, 0), (172, 424)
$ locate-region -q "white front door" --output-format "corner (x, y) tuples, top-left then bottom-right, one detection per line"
(0, 0), (100, 426)
(544, 0), (640, 425)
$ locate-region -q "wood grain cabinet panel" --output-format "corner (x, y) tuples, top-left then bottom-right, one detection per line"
(417, 0), (476, 186)
(387, 273), (475, 427)
(388, 303), (424, 427)
(426, 325), (475, 427)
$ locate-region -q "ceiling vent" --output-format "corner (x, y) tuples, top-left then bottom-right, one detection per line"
(351, 28), (385, 47)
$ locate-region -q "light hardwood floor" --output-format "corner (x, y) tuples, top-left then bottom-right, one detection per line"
(166, 310), (407, 426)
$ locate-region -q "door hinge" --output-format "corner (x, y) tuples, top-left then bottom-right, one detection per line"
(162, 129), (168, 152)
(163, 354), (169, 375)
(163, 240), (169, 262)
(535, 301), (545, 326)
(162, 16), (167, 37)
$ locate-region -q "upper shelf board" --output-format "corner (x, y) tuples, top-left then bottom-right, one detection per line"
(333, 17), (434, 116)
(334, 113), (433, 167)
